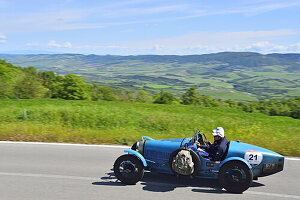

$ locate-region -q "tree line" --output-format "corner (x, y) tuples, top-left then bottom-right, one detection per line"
(0, 59), (299, 119)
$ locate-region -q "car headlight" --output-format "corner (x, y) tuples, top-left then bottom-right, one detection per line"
(136, 139), (145, 155)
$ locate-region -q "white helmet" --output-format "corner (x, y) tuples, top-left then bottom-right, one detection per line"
(212, 127), (224, 138)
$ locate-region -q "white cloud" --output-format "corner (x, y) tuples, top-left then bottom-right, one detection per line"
(64, 42), (72, 48)
(48, 40), (61, 47)
(245, 41), (300, 53)
(34, 30), (298, 55)
(152, 44), (163, 51)
(71, 44), (129, 50)
(108, 29), (299, 54)
(27, 41), (127, 51)
(0, 33), (6, 43)
(126, 30), (297, 50)
(21, 30), (300, 55)
(246, 41), (286, 52)
(47, 40), (72, 48)
(249, 41), (273, 48)
(70, 39), (300, 55)
(0, 33), (6, 39)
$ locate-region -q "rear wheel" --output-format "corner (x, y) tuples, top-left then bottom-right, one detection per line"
(113, 155), (144, 185)
(219, 161), (253, 193)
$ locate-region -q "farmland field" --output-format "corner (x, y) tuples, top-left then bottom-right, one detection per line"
(1, 52), (299, 101)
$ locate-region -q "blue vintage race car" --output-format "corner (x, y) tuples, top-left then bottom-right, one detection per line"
(113, 130), (284, 193)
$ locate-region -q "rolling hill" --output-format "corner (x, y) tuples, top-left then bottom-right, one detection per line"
(1, 52), (299, 101)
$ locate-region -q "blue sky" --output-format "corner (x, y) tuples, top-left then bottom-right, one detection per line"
(0, 0), (299, 55)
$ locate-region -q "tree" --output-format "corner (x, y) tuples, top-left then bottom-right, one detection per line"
(182, 87), (201, 105)
(38, 71), (56, 98)
(52, 74), (91, 100)
(98, 86), (116, 101)
(126, 90), (136, 102)
(91, 85), (117, 101)
(225, 99), (238, 108)
(14, 67), (48, 99)
(153, 90), (181, 104)
(136, 89), (152, 103)
(199, 95), (220, 107)
(0, 59), (23, 98)
(91, 84), (101, 101)
(38, 71), (56, 87)
(291, 107), (300, 119)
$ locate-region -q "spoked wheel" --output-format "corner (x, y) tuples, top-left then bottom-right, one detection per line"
(219, 161), (253, 193)
(113, 155), (144, 185)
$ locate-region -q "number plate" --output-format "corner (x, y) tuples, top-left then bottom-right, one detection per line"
(244, 149), (263, 166)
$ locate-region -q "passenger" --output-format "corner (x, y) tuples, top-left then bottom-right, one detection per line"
(196, 127), (229, 161)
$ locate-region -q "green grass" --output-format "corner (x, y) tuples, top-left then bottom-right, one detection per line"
(0, 99), (299, 156)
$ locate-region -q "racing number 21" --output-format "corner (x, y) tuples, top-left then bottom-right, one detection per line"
(249, 154), (258, 161)
(244, 150), (263, 165)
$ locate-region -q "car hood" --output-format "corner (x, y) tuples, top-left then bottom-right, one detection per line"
(227, 141), (283, 159)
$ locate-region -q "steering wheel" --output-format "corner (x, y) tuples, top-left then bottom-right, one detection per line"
(201, 132), (210, 146)
(191, 130), (211, 148)
(194, 130), (210, 146)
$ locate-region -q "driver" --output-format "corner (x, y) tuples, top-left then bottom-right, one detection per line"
(196, 127), (229, 161)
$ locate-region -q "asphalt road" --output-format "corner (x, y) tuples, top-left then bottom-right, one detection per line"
(0, 141), (299, 200)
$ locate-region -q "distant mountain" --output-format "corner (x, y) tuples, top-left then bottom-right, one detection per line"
(1, 52), (299, 101)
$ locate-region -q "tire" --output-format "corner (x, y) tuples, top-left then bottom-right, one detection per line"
(169, 148), (201, 177)
(219, 161), (253, 193)
(113, 154), (144, 185)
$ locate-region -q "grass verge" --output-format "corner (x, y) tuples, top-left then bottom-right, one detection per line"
(0, 99), (299, 156)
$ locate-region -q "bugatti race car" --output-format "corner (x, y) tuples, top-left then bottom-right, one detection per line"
(113, 130), (284, 193)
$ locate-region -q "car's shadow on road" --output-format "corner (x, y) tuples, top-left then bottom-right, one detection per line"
(92, 170), (265, 194)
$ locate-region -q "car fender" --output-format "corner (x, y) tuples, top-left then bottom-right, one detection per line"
(220, 157), (252, 169)
(142, 136), (154, 140)
(124, 149), (147, 167)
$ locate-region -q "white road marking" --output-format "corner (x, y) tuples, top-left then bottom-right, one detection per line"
(0, 141), (129, 148)
(0, 141), (299, 161)
(285, 157), (300, 161)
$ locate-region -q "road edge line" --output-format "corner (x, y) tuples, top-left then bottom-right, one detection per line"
(0, 141), (129, 148)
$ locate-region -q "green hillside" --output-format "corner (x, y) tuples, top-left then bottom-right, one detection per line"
(0, 99), (299, 156)
(1, 52), (300, 101)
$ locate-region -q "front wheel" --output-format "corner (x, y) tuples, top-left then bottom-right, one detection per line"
(113, 155), (144, 185)
(219, 161), (253, 193)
